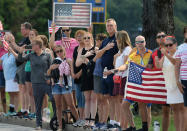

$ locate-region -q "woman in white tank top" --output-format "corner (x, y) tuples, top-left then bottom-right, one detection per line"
(155, 36), (184, 131)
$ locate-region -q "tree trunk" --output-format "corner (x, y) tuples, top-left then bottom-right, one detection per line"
(142, 0), (175, 50)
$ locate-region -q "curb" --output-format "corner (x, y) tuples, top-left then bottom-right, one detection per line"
(0, 116), (94, 131)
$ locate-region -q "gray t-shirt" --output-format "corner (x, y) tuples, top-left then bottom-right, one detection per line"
(18, 52), (52, 84)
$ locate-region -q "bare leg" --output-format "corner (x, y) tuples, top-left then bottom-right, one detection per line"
(147, 106), (152, 128)
(0, 88), (6, 113)
(13, 92), (19, 112)
(162, 105), (170, 131)
(64, 93), (79, 120)
(84, 91), (91, 119)
(183, 107), (187, 131)
(90, 91), (97, 121)
(97, 94), (103, 123)
(54, 95), (63, 129)
(171, 103), (184, 131)
(101, 95), (109, 123)
(122, 101), (135, 129)
(19, 84), (26, 111)
(115, 95), (121, 122)
(109, 96), (115, 120)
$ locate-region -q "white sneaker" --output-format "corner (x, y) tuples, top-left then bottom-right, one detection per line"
(78, 120), (86, 127)
(72, 120), (81, 127)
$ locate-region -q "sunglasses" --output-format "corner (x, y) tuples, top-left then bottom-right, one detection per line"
(156, 35), (166, 39)
(56, 49), (63, 53)
(62, 29), (70, 32)
(135, 40), (144, 44)
(165, 43), (173, 47)
(83, 37), (91, 40)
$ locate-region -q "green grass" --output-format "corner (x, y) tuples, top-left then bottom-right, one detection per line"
(134, 114), (175, 131)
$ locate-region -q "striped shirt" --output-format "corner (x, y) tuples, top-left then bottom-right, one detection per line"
(175, 43), (187, 80)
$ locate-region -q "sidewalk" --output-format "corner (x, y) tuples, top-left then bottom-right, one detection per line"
(0, 115), (93, 131)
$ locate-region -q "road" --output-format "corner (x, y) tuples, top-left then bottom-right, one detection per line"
(0, 123), (51, 131)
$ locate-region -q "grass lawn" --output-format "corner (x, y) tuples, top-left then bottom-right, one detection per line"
(3, 93), (176, 131)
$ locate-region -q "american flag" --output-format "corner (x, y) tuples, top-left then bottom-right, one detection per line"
(48, 20), (60, 34)
(53, 3), (91, 28)
(125, 62), (167, 104)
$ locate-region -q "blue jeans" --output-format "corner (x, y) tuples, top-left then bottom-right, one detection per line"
(74, 83), (85, 108)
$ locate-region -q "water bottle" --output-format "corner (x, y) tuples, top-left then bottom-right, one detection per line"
(153, 121), (160, 131)
(103, 67), (108, 79)
(43, 108), (51, 122)
(46, 108), (51, 122)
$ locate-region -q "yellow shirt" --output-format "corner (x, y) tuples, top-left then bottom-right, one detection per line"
(126, 48), (152, 67)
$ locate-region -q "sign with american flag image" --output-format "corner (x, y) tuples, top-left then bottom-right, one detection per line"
(53, 2), (92, 28)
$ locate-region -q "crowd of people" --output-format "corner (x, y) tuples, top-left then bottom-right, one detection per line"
(0, 19), (187, 131)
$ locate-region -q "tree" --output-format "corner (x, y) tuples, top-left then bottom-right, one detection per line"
(142, 0), (175, 49)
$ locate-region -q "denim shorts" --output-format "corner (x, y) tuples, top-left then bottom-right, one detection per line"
(74, 83), (85, 108)
(0, 71), (5, 87)
(52, 84), (72, 95)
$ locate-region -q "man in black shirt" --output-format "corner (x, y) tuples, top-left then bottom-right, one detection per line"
(11, 22), (32, 116)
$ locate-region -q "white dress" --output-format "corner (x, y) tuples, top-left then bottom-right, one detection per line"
(162, 56), (183, 104)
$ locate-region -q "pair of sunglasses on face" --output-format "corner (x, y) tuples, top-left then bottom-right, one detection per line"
(135, 40), (144, 44)
(55, 49), (63, 53)
(165, 43), (174, 47)
(83, 37), (91, 40)
(62, 29), (70, 32)
(156, 35), (166, 39)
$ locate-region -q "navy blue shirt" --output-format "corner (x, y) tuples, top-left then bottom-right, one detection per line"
(99, 34), (118, 70)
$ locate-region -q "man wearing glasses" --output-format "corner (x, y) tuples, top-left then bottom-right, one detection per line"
(120, 35), (152, 131)
(147, 31), (170, 131)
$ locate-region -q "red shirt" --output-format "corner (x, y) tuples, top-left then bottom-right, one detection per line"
(148, 48), (164, 69)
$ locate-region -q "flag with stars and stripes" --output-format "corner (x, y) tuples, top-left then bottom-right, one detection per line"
(125, 62), (167, 104)
(48, 20), (60, 34)
(53, 3), (92, 28)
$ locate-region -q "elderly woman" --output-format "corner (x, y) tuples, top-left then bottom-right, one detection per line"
(156, 36), (184, 131)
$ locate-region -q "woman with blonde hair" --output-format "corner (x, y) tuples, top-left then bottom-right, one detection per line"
(103, 30), (132, 129)
(48, 45), (79, 131)
(76, 32), (97, 127)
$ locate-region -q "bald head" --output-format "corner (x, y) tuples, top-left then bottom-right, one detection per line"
(135, 35), (146, 51)
(135, 35), (145, 42)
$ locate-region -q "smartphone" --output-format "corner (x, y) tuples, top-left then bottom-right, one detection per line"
(25, 45), (32, 49)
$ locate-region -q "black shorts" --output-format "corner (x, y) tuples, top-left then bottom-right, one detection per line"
(181, 80), (187, 107)
(25, 72), (31, 82)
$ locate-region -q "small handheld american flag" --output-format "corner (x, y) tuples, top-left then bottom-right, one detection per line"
(48, 20), (60, 34)
(125, 62), (167, 104)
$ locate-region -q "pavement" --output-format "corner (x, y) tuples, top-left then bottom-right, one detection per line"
(0, 123), (51, 131)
